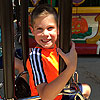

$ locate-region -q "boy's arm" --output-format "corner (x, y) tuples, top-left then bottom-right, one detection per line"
(37, 42), (77, 100)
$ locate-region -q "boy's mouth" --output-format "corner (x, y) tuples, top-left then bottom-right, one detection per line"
(41, 39), (51, 43)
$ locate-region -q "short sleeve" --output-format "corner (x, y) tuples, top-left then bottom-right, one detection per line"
(29, 48), (47, 86)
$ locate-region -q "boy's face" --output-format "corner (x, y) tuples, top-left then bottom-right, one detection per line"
(32, 14), (58, 49)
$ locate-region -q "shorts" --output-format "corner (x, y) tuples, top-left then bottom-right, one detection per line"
(62, 83), (82, 100)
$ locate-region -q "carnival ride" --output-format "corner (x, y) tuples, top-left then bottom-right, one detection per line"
(0, 0), (92, 100)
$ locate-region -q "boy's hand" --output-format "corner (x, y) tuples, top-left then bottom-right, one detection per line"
(57, 42), (77, 71)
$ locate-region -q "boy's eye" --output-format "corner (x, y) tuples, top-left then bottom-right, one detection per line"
(47, 27), (54, 31)
(37, 28), (43, 32)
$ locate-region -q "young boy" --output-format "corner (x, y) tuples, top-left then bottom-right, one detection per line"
(26, 4), (91, 100)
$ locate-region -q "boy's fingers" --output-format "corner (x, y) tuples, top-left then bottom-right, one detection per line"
(71, 41), (75, 49)
(57, 48), (66, 60)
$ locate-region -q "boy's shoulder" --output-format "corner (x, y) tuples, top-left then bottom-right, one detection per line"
(29, 45), (57, 56)
(29, 47), (42, 55)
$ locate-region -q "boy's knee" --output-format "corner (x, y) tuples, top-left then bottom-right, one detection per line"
(82, 84), (91, 98)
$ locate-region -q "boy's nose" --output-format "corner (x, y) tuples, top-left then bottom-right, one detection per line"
(43, 29), (50, 36)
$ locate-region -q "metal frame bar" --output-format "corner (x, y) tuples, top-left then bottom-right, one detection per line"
(0, 0), (15, 99)
(20, 0), (29, 71)
(59, 0), (72, 73)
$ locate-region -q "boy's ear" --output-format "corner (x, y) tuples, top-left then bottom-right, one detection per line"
(29, 25), (34, 35)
